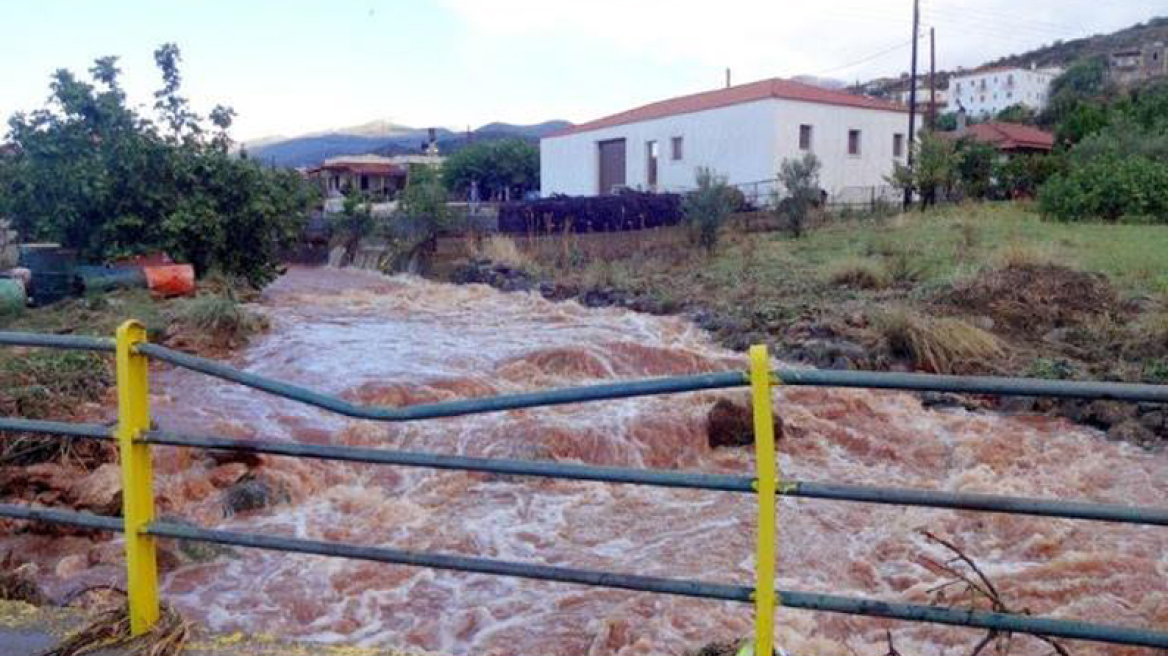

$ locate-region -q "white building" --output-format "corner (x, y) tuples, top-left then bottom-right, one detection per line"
(897, 85), (948, 111)
(946, 65), (1062, 117)
(540, 78), (909, 204)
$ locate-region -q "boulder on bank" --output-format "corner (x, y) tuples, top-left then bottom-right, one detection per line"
(707, 398), (784, 449)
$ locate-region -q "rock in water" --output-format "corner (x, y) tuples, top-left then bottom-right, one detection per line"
(707, 398), (784, 448)
(223, 474), (290, 517)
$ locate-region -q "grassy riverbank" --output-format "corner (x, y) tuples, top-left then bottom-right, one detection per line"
(451, 201), (1168, 445)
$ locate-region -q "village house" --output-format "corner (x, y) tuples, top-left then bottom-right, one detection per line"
(946, 64), (1061, 117)
(897, 85), (948, 113)
(941, 120), (1055, 155)
(305, 153), (444, 215)
(540, 78), (909, 204)
(1109, 42), (1167, 87)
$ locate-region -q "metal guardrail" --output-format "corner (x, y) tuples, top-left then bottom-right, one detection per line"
(2, 325), (1167, 653)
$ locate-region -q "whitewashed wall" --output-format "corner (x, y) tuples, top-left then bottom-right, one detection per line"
(541, 99), (780, 197)
(541, 97), (908, 200)
(773, 98), (909, 198)
(946, 68), (1059, 116)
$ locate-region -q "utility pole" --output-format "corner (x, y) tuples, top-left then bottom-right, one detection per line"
(726, 67), (731, 88)
(929, 27), (937, 131)
(904, 0), (920, 211)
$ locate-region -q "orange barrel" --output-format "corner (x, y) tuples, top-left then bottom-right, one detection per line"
(143, 264), (195, 297)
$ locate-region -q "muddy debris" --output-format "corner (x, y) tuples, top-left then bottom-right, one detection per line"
(945, 264), (1124, 338)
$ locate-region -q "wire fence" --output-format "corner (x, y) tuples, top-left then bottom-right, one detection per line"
(1, 328), (1167, 652)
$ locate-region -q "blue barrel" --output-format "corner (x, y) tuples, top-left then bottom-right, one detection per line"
(76, 265), (147, 293)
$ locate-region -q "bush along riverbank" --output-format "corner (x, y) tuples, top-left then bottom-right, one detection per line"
(442, 204), (1168, 450)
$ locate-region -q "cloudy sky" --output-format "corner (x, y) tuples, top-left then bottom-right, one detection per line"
(0, 0), (1163, 141)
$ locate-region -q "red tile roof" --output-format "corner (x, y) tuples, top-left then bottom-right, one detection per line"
(550, 78), (907, 137)
(312, 162), (407, 176)
(946, 122), (1055, 151)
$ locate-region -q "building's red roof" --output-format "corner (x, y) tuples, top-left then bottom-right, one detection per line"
(946, 122), (1055, 151)
(311, 162), (407, 176)
(550, 78), (907, 137)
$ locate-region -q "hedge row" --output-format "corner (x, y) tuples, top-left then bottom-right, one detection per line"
(497, 191), (683, 234)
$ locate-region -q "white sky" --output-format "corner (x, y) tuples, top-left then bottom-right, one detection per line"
(0, 0), (1163, 141)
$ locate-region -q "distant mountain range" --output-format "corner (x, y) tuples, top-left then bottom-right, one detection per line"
(245, 120), (571, 168)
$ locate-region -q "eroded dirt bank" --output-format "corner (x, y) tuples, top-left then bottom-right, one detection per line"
(4, 267), (1165, 656)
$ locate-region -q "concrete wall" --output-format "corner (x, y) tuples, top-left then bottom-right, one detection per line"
(540, 97), (908, 200)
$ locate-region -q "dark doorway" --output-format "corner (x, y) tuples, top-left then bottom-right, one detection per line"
(598, 138), (626, 194)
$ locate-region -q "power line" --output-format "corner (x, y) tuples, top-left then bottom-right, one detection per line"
(816, 38), (917, 76)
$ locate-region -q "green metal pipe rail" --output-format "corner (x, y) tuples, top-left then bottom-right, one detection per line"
(2, 327), (1168, 652)
(7, 418), (1168, 526)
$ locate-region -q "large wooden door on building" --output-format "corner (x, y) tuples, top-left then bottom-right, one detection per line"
(597, 139), (626, 194)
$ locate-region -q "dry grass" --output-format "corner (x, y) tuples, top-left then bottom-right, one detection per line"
(44, 601), (190, 656)
(826, 257), (890, 290)
(876, 308), (1005, 374)
(473, 235), (533, 270)
(991, 243), (1060, 269)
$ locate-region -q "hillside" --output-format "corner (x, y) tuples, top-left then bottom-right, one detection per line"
(864, 15), (1167, 98)
(247, 120), (570, 168)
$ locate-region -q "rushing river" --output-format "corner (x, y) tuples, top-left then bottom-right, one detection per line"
(18, 267), (1168, 655)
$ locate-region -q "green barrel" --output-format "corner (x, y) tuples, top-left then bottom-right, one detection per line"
(0, 279), (26, 316)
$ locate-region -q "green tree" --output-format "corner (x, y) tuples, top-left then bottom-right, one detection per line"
(442, 138), (538, 201)
(954, 140), (999, 200)
(889, 132), (958, 208)
(1041, 57), (1108, 128)
(399, 165), (452, 247)
(1, 44), (314, 287)
(775, 153), (822, 238)
(995, 103), (1037, 125)
(683, 168), (736, 252)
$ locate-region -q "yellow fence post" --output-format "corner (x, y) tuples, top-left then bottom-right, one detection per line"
(749, 344), (777, 656)
(116, 320), (160, 634)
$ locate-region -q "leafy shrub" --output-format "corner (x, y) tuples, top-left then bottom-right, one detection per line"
(775, 153), (822, 237)
(683, 168), (738, 252)
(173, 293), (267, 348)
(996, 153), (1064, 199)
(1, 45), (314, 288)
(889, 132), (957, 208)
(1038, 156), (1168, 222)
(1142, 358), (1168, 384)
(498, 190), (682, 234)
(1027, 357), (1078, 380)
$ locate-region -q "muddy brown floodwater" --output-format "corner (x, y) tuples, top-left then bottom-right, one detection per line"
(10, 267), (1168, 655)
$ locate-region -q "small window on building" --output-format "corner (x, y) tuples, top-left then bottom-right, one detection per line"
(646, 140), (659, 187)
(799, 124), (813, 150)
(893, 133), (905, 158)
(848, 129), (861, 156)
(671, 136), (683, 161)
